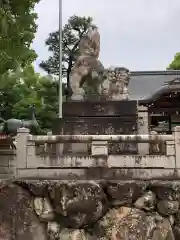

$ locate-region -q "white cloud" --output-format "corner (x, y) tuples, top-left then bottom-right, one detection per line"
(32, 0), (180, 73)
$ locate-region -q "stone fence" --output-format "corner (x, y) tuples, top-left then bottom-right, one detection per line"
(0, 125), (177, 180)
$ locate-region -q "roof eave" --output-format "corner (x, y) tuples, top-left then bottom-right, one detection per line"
(131, 70), (180, 76)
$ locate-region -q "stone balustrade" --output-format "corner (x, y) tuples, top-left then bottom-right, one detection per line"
(0, 125), (176, 180)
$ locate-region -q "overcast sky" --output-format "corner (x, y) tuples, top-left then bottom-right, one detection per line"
(32, 0), (180, 74)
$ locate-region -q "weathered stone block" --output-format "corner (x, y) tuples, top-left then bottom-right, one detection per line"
(91, 141), (108, 156)
(52, 100), (138, 154)
(62, 100), (137, 117)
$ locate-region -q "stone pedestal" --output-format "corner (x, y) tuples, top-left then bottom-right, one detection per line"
(52, 100), (138, 155)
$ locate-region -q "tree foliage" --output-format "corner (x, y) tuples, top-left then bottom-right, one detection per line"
(0, 0), (40, 74)
(40, 15), (95, 88)
(168, 53), (180, 70)
(0, 0), (68, 133)
(0, 3), (80, 133)
(0, 66), (66, 133)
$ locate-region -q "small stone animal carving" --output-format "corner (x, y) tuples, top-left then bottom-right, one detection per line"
(69, 26), (104, 100)
(101, 67), (130, 100)
(0, 105), (38, 136)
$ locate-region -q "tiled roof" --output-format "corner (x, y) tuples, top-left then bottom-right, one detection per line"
(128, 70), (180, 100)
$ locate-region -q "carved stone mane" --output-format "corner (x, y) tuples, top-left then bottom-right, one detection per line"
(79, 27), (100, 58)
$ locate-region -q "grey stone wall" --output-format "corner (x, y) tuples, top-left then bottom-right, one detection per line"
(1, 180), (180, 239)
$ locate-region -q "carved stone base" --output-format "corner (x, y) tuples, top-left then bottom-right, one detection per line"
(52, 100), (138, 155)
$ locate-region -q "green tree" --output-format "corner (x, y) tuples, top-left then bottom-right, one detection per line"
(0, 65), (66, 133)
(0, 0), (40, 74)
(40, 15), (95, 89)
(0, 65), (41, 120)
(35, 78), (67, 133)
(168, 52), (180, 70)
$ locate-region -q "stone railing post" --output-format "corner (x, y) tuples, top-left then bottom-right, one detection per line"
(46, 131), (52, 153)
(53, 131), (64, 155)
(149, 131), (159, 154)
(15, 128), (30, 177)
(166, 140), (175, 156)
(26, 135), (37, 168)
(173, 126), (180, 168)
(46, 131), (59, 155)
(91, 141), (108, 156)
(137, 105), (149, 155)
(91, 140), (108, 167)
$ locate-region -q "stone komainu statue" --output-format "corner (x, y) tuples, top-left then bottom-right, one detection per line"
(69, 27), (104, 100)
(101, 67), (131, 100)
